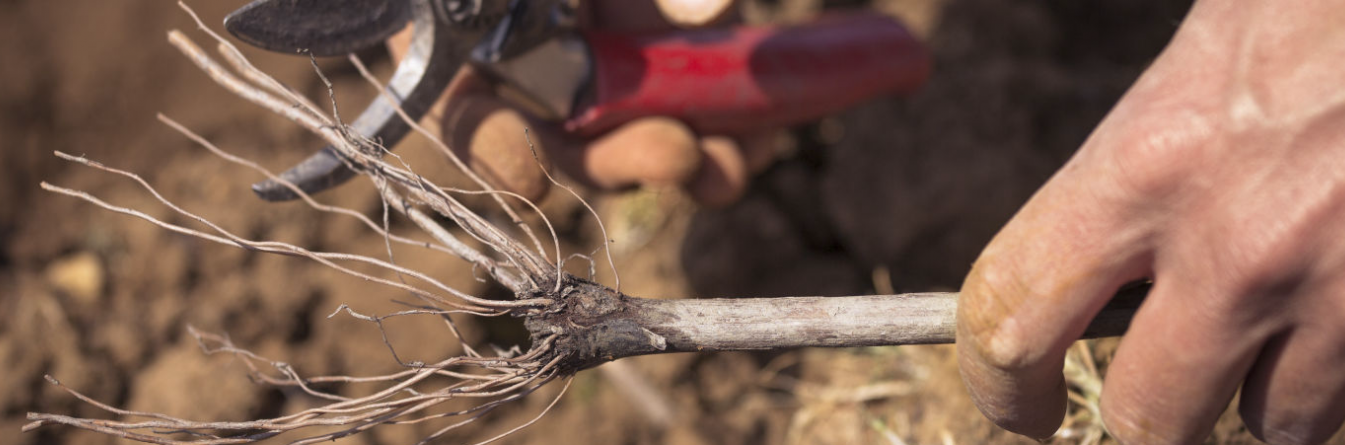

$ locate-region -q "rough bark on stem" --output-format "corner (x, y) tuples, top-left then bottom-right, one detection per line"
(528, 277), (1147, 372)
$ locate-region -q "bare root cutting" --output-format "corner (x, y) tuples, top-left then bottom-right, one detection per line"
(25, 5), (582, 441)
(24, 4), (1145, 443)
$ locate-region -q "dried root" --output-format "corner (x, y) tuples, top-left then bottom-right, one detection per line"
(25, 4), (587, 443)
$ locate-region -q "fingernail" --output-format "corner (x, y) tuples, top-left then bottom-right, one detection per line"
(655, 0), (736, 27)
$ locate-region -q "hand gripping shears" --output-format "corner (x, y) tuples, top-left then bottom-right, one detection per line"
(224, 0), (930, 201)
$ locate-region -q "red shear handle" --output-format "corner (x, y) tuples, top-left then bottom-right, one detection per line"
(568, 13), (930, 136)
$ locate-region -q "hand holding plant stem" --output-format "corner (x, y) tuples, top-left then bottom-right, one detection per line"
(957, 1), (1345, 442)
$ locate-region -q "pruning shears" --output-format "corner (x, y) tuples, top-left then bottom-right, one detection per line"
(224, 0), (931, 201)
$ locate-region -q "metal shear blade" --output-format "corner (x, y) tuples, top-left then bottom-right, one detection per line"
(226, 0), (481, 201)
(224, 0), (412, 57)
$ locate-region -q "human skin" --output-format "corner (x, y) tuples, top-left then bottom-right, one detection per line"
(389, 0), (772, 208)
(956, 0), (1345, 444)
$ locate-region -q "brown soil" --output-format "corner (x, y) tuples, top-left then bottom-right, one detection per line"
(3, 0), (1340, 444)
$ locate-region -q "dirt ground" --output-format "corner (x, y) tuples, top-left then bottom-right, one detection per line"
(4, 0), (1341, 444)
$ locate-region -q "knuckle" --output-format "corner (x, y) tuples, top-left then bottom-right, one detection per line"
(1100, 110), (1215, 198)
(959, 257), (1043, 371)
(1203, 217), (1314, 305)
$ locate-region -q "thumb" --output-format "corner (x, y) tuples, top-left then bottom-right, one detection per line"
(956, 157), (1154, 439)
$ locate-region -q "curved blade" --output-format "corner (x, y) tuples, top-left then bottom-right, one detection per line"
(225, 0), (411, 56)
(250, 0), (475, 201)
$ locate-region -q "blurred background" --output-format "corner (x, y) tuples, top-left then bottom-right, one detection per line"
(6, 0), (1309, 443)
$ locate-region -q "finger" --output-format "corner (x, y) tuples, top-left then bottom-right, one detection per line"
(1099, 276), (1270, 444)
(1239, 308), (1345, 444)
(686, 135), (748, 208)
(956, 168), (1155, 439)
(387, 29), (495, 101)
(386, 25), (413, 64)
(439, 88), (569, 202)
(685, 129), (782, 207)
(552, 116), (702, 190)
(735, 129), (786, 175)
(585, 0), (738, 31)
(391, 29), (558, 199)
